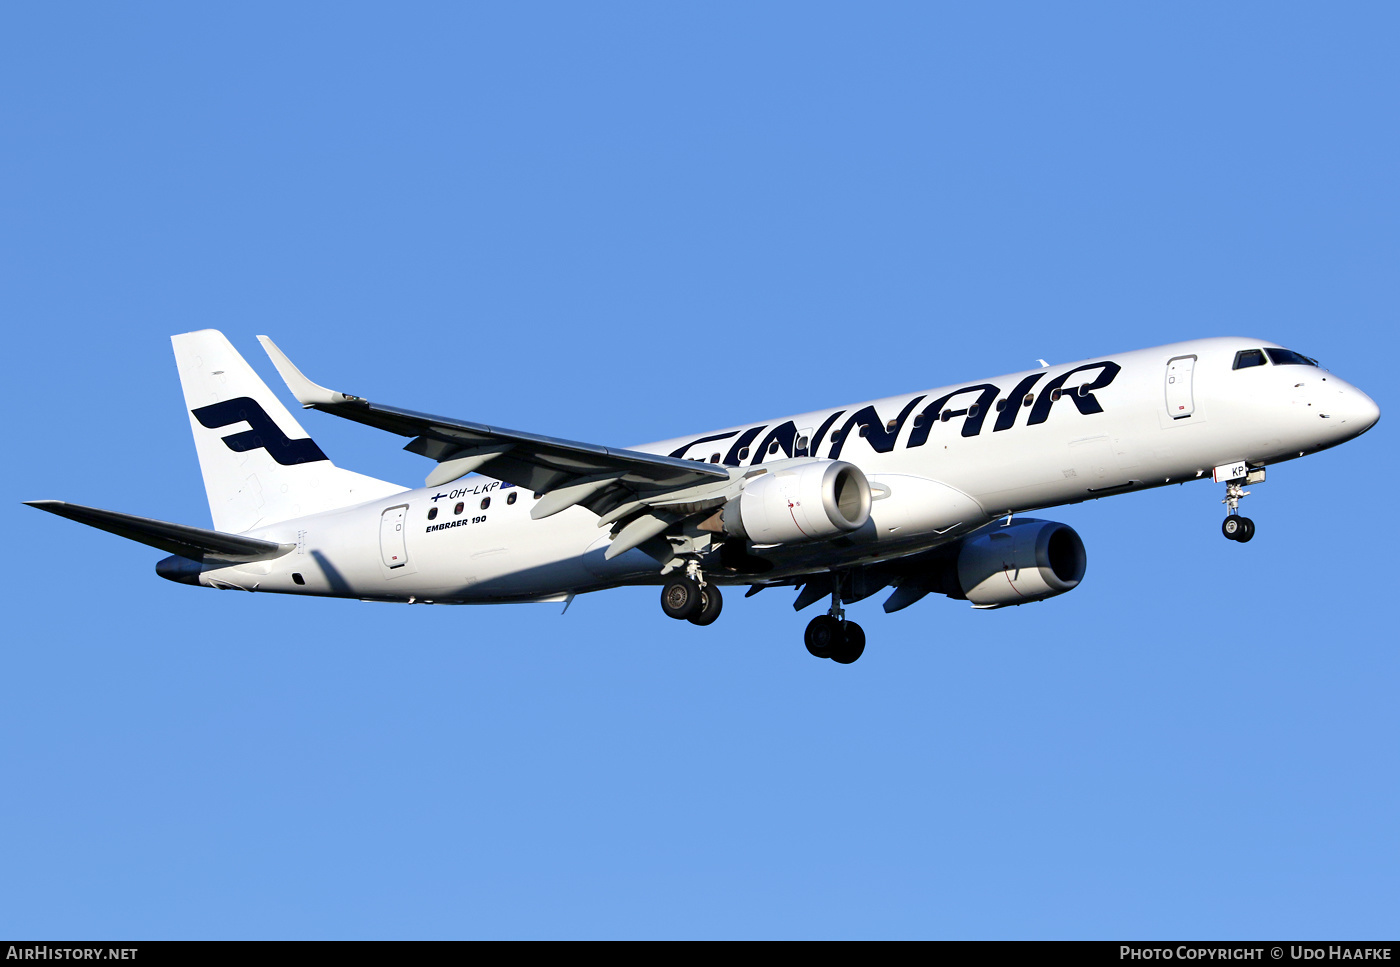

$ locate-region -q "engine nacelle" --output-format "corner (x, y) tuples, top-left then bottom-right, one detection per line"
(955, 519), (1086, 608)
(723, 460), (872, 545)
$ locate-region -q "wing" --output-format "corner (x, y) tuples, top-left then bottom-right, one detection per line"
(257, 336), (733, 532)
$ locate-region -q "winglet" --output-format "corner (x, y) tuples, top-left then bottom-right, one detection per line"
(256, 335), (360, 408)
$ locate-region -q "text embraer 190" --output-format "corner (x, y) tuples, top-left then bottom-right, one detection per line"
(27, 332), (1380, 664)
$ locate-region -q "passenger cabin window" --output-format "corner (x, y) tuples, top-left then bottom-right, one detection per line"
(1233, 349), (1267, 370)
(1265, 348), (1319, 367)
(427, 507), (438, 520)
(738, 447), (750, 460)
(480, 497), (490, 510)
(454, 502), (464, 515)
(507, 492), (517, 505)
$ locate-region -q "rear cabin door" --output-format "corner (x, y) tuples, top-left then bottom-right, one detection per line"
(380, 505), (408, 568)
(1165, 355), (1197, 419)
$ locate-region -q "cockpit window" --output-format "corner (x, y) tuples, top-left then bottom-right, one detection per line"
(1233, 349), (1267, 370)
(1264, 348), (1319, 367)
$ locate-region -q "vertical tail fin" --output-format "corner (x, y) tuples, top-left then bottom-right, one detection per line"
(172, 330), (405, 533)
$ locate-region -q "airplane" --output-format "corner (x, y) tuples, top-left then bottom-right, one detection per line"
(27, 331), (1380, 664)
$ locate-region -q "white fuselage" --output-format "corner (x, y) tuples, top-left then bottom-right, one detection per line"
(193, 337), (1378, 603)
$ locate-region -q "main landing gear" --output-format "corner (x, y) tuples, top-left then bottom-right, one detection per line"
(1221, 478), (1256, 543)
(660, 562), (867, 664)
(804, 579), (865, 664)
(661, 565), (723, 626)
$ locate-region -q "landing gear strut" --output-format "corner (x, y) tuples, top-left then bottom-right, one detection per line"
(1221, 479), (1256, 543)
(804, 577), (865, 663)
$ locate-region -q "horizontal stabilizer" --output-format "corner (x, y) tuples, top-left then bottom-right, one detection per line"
(25, 500), (296, 563)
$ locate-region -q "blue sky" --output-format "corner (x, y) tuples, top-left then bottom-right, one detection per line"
(2, 3), (1395, 939)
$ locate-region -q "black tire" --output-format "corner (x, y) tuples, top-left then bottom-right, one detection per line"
(1236, 516), (1256, 543)
(688, 585), (724, 626)
(830, 622), (866, 664)
(1222, 515), (1243, 541)
(805, 615), (841, 658)
(661, 576), (703, 620)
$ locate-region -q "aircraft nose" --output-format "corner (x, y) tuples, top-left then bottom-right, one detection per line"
(1332, 384), (1380, 435)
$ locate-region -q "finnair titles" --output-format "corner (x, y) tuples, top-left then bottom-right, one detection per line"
(28, 332), (1379, 664)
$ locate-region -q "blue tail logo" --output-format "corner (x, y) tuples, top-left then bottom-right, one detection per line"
(192, 397), (329, 466)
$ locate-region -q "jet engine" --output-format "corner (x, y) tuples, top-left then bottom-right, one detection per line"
(954, 519), (1086, 608)
(722, 460), (871, 545)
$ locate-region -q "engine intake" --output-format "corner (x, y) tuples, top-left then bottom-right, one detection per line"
(723, 460), (871, 545)
(955, 519), (1086, 608)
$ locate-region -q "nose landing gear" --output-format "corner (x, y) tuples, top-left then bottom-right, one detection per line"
(1222, 514), (1255, 542)
(1221, 478), (1256, 543)
(803, 578), (866, 663)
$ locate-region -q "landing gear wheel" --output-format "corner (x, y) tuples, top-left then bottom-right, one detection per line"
(688, 585), (724, 626)
(1235, 516), (1255, 543)
(805, 615), (841, 658)
(829, 622), (866, 664)
(1222, 515), (1245, 541)
(661, 576), (703, 620)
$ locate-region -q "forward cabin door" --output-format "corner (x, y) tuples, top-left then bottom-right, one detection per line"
(1165, 355), (1197, 419)
(380, 505), (408, 568)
